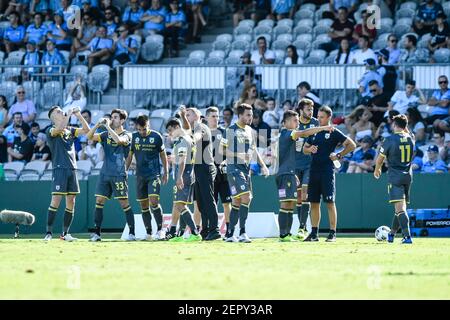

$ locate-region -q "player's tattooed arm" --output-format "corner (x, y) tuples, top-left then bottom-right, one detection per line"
(293, 125), (335, 139)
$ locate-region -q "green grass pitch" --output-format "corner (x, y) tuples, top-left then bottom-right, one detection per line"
(1, 235), (449, 299)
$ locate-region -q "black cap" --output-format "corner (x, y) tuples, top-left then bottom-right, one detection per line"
(376, 48), (389, 60)
(364, 58), (376, 66)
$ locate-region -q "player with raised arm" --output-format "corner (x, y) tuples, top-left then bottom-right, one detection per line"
(126, 115), (168, 240)
(221, 103), (269, 243)
(276, 110), (334, 242)
(374, 114), (415, 244)
(44, 106), (90, 241)
(87, 109), (135, 242)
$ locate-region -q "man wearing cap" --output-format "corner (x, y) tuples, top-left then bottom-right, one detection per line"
(350, 35), (377, 65)
(376, 48), (397, 99)
(7, 123), (34, 163)
(346, 135), (376, 173)
(387, 80), (427, 116)
(421, 145), (447, 173)
(358, 58), (383, 98)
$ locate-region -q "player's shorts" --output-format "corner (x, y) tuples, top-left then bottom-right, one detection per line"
(214, 173), (232, 204)
(308, 171), (335, 203)
(136, 175), (161, 201)
(173, 182), (194, 204)
(276, 174), (298, 201)
(95, 174), (129, 200)
(388, 174), (411, 204)
(295, 167), (311, 188)
(227, 170), (252, 199)
(52, 168), (79, 195)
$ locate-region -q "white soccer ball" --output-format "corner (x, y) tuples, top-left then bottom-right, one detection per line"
(375, 226), (391, 241)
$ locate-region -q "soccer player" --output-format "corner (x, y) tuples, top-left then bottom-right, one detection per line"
(87, 109), (136, 242)
(164, 119), (202, 242)
(374, 114), (415, 244)
(303, 106), (356, 242)
(206, 106), (232, 238)
(44, 106), (91, 241)
(126, 115), (169, 240)
(276, 110), (334, 241)
(294, 98), (319, 240)
(221, 103), (269, 243)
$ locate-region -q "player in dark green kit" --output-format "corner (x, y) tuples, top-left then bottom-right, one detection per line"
(44, 106), (91, 241)
(294, 98), (320, 240)
(276, 110), (334, 242)
(374, 114), (415, 244)
(126, 115), (168, 240)
(87, 109), (136, 242)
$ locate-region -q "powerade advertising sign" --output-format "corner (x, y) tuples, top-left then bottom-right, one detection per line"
(408, 208), (450, 237)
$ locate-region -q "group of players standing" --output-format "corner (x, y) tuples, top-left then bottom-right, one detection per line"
(42, 96), (415, 244)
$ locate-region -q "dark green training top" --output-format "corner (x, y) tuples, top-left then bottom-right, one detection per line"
(130, 130), (165, 178)
(46, 126), (80, 170)
(99, 130), (131, 177)
(379, 131), (415, 182)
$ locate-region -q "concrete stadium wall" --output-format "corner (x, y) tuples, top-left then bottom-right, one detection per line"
(1, 174), (449, 234)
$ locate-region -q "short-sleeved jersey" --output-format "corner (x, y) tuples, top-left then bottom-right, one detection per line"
(99, 130), (131, 177)
(307, 129), (348, 173)
(221, 123), (255, 175)
(193, 122), (214, 166)
(173, 135), (195, 182)
(210, 126), (226, 166)
(295, 117), (319, 169)
(130, 130), (165, 178)
(46, 126), (80, 169)
(277, 128), (297, 176)
(379, 132), (415, 180)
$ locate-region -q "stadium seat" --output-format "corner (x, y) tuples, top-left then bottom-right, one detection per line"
(145, 34), (164, 44)
(129, 108), (150, 119)
(311, 39), (328, 50)
(277, 33), (293, 42)
(253, 25), (273, 38)
(393, 24), (412, 39)
(40, 171), (53, 181)
(19, 173), (40, 181)
(87, 71), (110, 101)
(395, 8), (415, 20)
(274, 49), (285, 64)
(378, 23), (393, 35)
(208, 50), (226, 60)
(295, 9), (314, 22)
(77, 160), (92, 175)
(189, 50), (206, 60)
(3, 161), (25, 177)
(151, 108), (172, 120)
(59, 50), (70, 63)
(296, 18), (314, 28)
(233, 25), (252, 37)
(433, 48), (450, 63)
(149, 117), (165, 132)
(293, 25), (313, 37)
(5, 50), (25, 64)
(231, 39), (250, 52)
(225, 56), (240, 65)
(212, 40), (231, 55)
(69, 65), (89, 82)
(216, 33), (233, 43)
(20, 161), (48, 179)
(272, 39), (291, 51)
(0, 50), (4, 65)
(22, 80), (41, 101)
(141, 41), (164, 62)
(92, 64), (111, 74)
(317, 19), (333, 28)
(396, 18), (413, 27)
(228, 50), (244, 59)
(308, 49), (327, 60)
(90, 109), (105, 123)
(316, 34), (331, 43)
(76, 170), (85, 181)
(444, 2), (450, 17)
(277, 19), (294, 28)
(0, 81), (18, 106)
(40, 81), (62, 109)
(273, 25), (292, 38)
(257, 19), (275, 28)
(238, 19), (255, 29)
(300, 3), (316, 11)
(235, 34), (252, 43)
(400, 1), (417, 11)
(293, 39), (311, 56)
(296, 33), (313, 43)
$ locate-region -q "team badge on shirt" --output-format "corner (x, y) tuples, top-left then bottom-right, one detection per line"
(325, 133), (330, 139)
(149, 138), (154, 143)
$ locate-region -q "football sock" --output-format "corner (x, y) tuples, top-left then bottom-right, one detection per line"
(150, 205), (163, 231)
(94, 203), (104, 235)
(391, 214), (400, 234)
(123, 206), (135, 235)
(299, 202), (310, 229)
(141, 208), (152, 234)
(397, 211), (411, 238)
(63, 208), (74, 235)
(296, 204), (302, 224)
(238, 203), (249, 230)
(47, 206), (57, 233)
(278, 209), (289, 237)
(311, 227), (318, 236)
(225, 222), (230, 236)
(287, 210), (294, 235)
(229, 205), (239, 235)
(181, 209), (198, 235)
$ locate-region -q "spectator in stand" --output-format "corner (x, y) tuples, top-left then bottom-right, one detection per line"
(335, 38), (351, 64)
(426, 75), (450, 125)
(414, 0), (444, 37)
(82, 0), (103, 22)
(399, 34), (418, 63)
(221, 107), (234, 128)
(164, 0), (186, 58)
(2, 0), (29, 19)
(8, 87), (36, 124)
(346, 135), (376, 173)
(350, 35), (377, 65)
(186, 0), (207, 43)
(47, 11), (72, 52)
(387, 80), (426, 116)
(122, 0), (144, 32)
(269, 0), (295, 20)
(425, 133), (447, 161)
(31, 133), (51, 161)
(7, 123), (33, 163)
(422, 145), (447, 173)
(251, 109), (271, 148)
(140, 0), (167, 37)
(352, 10), (377, 47)
(294, 81), (321, 117)
(411, 148), (424, 173)
(100, 0), (121, 23)
(21, 40), (42, 81)
(263, 97), (281, 129)
(4, 112), (23, 146)
(70, 12), (98, 59)
(322, 6), (354, 53)
(232, 0), (255, 27)
(42, 40), (66, 75)
(375, 110), (399, 141)
(385, 34), (401, 65)
(347, 105), (375, 142)
(358, 59), (383, 99)
(103, 6), (118, 37)
(64, 77), (87, 124)
(29, 122), (42, 145)
(376, 48), (397, 99)
(251, 36), (275, 84)
(285, 45), (303, 64)
(324, 0), (358, 20)
(234, 82), (267, 111)
(441, 134), (450, 166)
(25, 12), (47, 50)
(435, 107), (450, 134)
(77, 25), (114, 70)
(0, 96), (8, 135)
(428, 13), (450, 54)
(78, 139), (103, 165)
(3, 11), (26, 54)
(406, 107), (426, 146)
(112, 24), (139, 65)
(367, 80), (390, 127)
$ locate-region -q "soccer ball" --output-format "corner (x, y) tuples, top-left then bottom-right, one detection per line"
(375, 226), (391, 241)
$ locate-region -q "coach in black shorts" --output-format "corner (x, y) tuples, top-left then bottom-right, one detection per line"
(44, 106), (90, 241)
(303, 106), (356, 242)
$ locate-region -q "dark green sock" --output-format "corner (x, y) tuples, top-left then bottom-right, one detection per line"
(239, 203), (249, 230)
(181, 209), (197, 235)
(299, 202), (310, 229)
(296, 204), (302, 224)
(63, 208), (74, 235)
(278, 209), (289, 237)
(124, 206), (135, 235)
(47, 206), (58, 233)
(229, 205), (239, 236)
(141, 208), (152, 234)
(397, 211), (411, 238)
(391, 214), (400, 234)
(287, 211), (294, 235)
(94, 203), (104, 235)
(151, 205), (163, 231)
